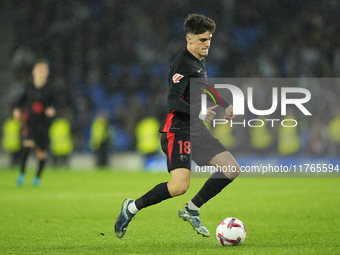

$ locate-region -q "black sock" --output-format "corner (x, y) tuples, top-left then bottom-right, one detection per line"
(20, 147), (30, 174)
(134, 182), (172, 210)
(191, 171), (232, 208)
(36, 160), (46, 178)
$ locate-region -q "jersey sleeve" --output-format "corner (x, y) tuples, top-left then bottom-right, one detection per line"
(167, 63), (201, 117)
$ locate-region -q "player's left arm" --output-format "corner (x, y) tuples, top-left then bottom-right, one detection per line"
(45, 107), (56, 118)
(205, 88), (235, 119)
(224, 105), (236, 119)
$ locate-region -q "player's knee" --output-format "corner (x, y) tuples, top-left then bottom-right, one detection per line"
(23, 140), (35, 148)
(223, 164), (241, 180)
(36, 150), (48, 160)
(229, 168), (240, 179)
(176, 183), (189, 195)
(169, 181), (189, 196)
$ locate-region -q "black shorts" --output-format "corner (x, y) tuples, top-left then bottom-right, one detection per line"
(161, 131), (227, 172)
(22, 122), (50, 150)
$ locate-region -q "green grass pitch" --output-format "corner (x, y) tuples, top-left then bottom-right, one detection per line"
(0, 168), (339, 254)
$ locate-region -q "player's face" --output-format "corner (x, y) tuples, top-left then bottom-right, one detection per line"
(32, 63), (49, 81)
(187, 31), (212, 60)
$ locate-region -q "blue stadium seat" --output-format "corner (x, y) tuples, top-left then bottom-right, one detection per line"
(231, 26), (261, 51)
(114, 127), (132, 151)
(206, 63), (220, 77)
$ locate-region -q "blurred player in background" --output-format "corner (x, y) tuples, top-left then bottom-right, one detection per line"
(115, 14), (240, 238)
(13, 59), (56, 187)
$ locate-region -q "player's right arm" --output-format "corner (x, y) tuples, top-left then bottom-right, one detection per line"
(167, 63), (219, 122)
(167, 63), (201, 117)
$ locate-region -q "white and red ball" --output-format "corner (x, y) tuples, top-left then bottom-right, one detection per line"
(216, 217), (246, 246)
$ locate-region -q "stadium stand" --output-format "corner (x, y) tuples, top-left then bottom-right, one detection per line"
(2, 0), (340, 156)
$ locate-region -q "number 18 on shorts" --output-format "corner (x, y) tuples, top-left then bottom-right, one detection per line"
(161, 132), (191, 172)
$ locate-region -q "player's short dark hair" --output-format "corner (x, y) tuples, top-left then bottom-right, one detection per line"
(183, 14), (216, 35)
(33, 58), (50, 68)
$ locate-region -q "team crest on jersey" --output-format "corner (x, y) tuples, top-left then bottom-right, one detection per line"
(172, 73), (184, 83)
(180, 155), (188, 163)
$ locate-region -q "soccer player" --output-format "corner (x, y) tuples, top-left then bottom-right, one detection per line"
(14, 59), (56, 187)
(115, 14), (240, 238)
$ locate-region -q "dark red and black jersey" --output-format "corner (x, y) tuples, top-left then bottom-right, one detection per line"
(159, 47), (209, 135)
(159, 47), (231, 136)
(14, 82), (55, 126)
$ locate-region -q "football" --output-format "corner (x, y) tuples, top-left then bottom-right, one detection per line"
(216, 217), (246, 246)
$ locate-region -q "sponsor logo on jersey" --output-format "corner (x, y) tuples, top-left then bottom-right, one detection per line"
(197, 69), (202, 73)
(172, 73), (184, 83)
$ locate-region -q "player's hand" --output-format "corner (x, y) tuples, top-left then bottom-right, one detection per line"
(45, 107), (56, 118)
(199, 105), (218, 123)
(225, 105), (236, 119)
(13, 108), (21, 120)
